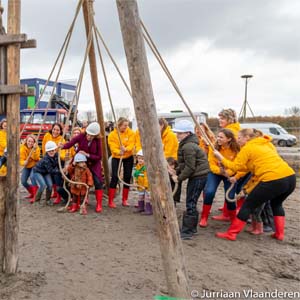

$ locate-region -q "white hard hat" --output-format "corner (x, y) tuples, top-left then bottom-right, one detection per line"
(74, 153), (87, 163)
(45, 141), (58, 152)
(172, 120), (194, 133)
(136, 149), (143, 156)
(86, 122), (100, 135)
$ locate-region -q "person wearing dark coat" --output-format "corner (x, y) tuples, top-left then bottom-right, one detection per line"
(31, 141), (60, 205)
(59, 122), (104, 213)
(172, 120), (210, 240)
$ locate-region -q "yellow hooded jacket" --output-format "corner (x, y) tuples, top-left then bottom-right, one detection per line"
(161, 126), (178, 159)
(42, 132), (66, 160)
(225, 122), (241, 139)
(20, 144), (41, 168)
(108, 127), (135, 159)
(0, 130), (7, 156)
(134, 163), (149, 191)
(208, 146), (245, 179)
(221, 136), (295, 182)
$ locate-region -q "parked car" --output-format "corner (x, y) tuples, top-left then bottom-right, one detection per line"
(240, 122), (297, 147)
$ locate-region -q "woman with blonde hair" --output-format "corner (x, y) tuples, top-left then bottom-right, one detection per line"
(108, 117), (135, 208)
(214, 128), (296, 241)
(20, 134), (41, 200)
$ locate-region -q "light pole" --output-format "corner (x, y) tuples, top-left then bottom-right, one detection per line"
(239, 74), (255, 121)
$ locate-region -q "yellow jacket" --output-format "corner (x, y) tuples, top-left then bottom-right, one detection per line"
(0, 130), (7, 156)
(221, 136), (295, 182)
(20, 144), (41, 168)
(133, 163), (149, 191)
(161, 126), (178, 159)
(226, 122), (241, 138)
(243, 175), (259, 194)
(208, 146), (244, 178)
(42, 132), (66, 160)
(108, 127), (135, 159)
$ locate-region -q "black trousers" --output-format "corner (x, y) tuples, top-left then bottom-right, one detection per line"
(238, 175), (296, 222)
(110, 156), (134, 189)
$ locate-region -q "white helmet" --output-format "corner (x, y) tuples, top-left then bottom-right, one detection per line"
(74, 153), (87, 163)
(136, 149), (143, 156)
(172, 120), (194, 133)
(45, 141), (58, 152)
(86, 122), (100, 135)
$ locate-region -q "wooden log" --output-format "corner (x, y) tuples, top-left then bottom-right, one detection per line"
(0, 83), (27, 94)
(82, 0), (110, 191)
(116, 1), (189, 298)
(3, 0), (21, 274)
(0, 4), (7, 115)
(20, 39), (36, 49)
(0, 177), (5, 271)
(0, 33), (27, 46)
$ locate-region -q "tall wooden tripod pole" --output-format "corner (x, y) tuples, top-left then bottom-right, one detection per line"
(4, 0), (21, 273)
(116, 1), (189, 298)
(82, 0), (110, 190)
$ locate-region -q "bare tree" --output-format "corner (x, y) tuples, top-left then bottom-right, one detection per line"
(105, 107), (131, 121)
(284, 106), (300, 116)
(85, 110), (97, 122)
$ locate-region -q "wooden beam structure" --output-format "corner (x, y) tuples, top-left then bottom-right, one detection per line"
(3, 0), (21, 273)
(116, 0), (189, 298)
(0, 84), (27, 95)
(82, 0), (110, 191)
(0, 33), (27, 46)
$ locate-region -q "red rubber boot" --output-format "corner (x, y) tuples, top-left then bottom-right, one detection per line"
(215, 218), (246, 241)
(122, 188), (130, 207)
(199, 204), (212, 228)
(25, 186), (34, 199)
(95, 189), (103, 213)
(51, 184), (58, 198)
(212, 202), (230, 221)
(53, 194), (62, 205)
(108, 188), (117, 208)
(271, 216), (285, 241)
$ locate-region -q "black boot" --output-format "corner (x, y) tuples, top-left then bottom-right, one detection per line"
(180, 212), (197, 240)
(45, 190), (53, 206)
(191, 212), (199, 235)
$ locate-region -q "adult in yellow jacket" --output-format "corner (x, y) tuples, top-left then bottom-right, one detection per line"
(108, 117), (135, 207)
(41, 123), (66, 203)
(0, 119), (7, 176)
(218, 108), (241, 138)
(199, 128), (243, 227)
(159, 118), (178, 159)
(214, 128), (296, 241)
(20, 135), (41, 199)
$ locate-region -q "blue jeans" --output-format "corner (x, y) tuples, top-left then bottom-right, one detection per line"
(32, 172), (53, 194)
(203, 172), (236, 210)
(21, 167), (36, 189)
(186, 176), (207, 215)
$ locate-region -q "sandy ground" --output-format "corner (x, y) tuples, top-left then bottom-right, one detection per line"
(0, 180), (299, 300)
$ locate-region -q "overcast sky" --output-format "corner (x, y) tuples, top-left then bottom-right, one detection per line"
(2, 0), (300, 118)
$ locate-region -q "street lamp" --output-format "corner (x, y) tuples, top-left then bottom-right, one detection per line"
(239, 74), (255, 121)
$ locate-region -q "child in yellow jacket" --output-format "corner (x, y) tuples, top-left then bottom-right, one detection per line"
(133, 150), (152, 215)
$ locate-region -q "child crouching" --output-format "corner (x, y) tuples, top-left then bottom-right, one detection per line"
(68, 153), (94, 215)
(133, 150), (152, 215)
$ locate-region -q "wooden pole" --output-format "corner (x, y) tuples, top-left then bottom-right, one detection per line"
(116, 1), (189, 298)
(82, 0), (110, 191)
(0, 1), (6, 270)
(4, 0), (21, 273)
(0, 176), (5, 270)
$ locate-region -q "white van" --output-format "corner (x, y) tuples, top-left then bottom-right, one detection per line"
(240, 122), (297, 147)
